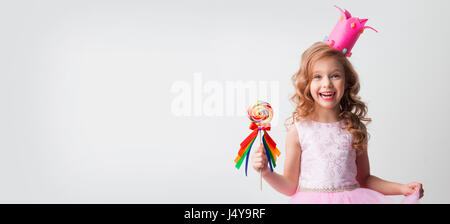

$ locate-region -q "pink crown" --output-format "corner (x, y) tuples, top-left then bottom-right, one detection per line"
(324, 5), (378, 57)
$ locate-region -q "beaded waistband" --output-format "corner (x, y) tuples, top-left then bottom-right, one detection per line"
(298, 183), (360, 193)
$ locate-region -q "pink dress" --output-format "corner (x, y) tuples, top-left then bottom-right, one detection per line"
(289, 119), (420, 204)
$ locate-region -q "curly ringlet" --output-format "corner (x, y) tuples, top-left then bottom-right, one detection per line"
(286, 42), (371, 156)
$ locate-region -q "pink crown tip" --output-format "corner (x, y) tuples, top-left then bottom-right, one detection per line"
(359, 18), (368, 25)
(334, 5), (351, 19)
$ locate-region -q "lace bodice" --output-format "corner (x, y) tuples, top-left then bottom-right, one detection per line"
(295, 119), (359, 190)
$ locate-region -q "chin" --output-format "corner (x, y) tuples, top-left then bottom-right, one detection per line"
(317, 103), (339, 110)
(314, 97), (341, 109)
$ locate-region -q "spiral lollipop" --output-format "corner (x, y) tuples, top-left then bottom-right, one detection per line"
(247, 101), (273, 127)
(235, 101), (281, 190)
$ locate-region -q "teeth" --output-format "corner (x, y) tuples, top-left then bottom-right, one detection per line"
(320, 92), (335, 98)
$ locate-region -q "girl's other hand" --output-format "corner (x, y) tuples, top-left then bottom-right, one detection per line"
(401, 182), (424, 199)
(251, 144), (269, 174)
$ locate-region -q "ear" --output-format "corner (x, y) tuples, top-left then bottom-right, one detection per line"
(334, 5), (352, 19)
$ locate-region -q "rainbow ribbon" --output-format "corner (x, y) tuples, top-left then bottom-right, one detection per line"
(234, 122), (281, 176)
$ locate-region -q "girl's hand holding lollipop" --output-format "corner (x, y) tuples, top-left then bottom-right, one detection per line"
(252, 144), (270, 175)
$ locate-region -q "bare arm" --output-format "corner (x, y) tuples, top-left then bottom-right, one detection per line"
(356, 149), (413, 196)
(252, 124), (301, 196)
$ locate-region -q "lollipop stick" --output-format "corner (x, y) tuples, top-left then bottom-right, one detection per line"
(260, 168), (262, 191)
(259, 130), (263, 191)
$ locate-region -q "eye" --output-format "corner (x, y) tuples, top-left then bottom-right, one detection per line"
(331, 74), (341, 79)
(313, 74), (321, 79)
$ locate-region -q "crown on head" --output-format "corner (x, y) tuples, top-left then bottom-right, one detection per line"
(324, 5), (378, 57)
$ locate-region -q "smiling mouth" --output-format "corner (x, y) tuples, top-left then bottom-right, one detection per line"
(319, 92), (336, 100)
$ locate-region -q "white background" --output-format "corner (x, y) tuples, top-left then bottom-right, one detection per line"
(1, 0), (449, 203)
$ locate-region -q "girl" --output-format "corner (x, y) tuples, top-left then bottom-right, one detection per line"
(251, 42), (424, 204)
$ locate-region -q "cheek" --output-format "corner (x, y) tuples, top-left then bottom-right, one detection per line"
(336, 81), (346, 99)
(335, 80), (345, 93)
(309, 81), (319, 96)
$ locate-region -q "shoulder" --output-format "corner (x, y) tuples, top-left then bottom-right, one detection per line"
(287, 123), (299, 138)
(286, 123), (301, 149)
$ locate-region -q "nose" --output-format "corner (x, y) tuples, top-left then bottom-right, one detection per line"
(322, 76), (333, 88)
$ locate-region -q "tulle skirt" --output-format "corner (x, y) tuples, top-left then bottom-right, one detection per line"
(289, 187), (420, 204)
